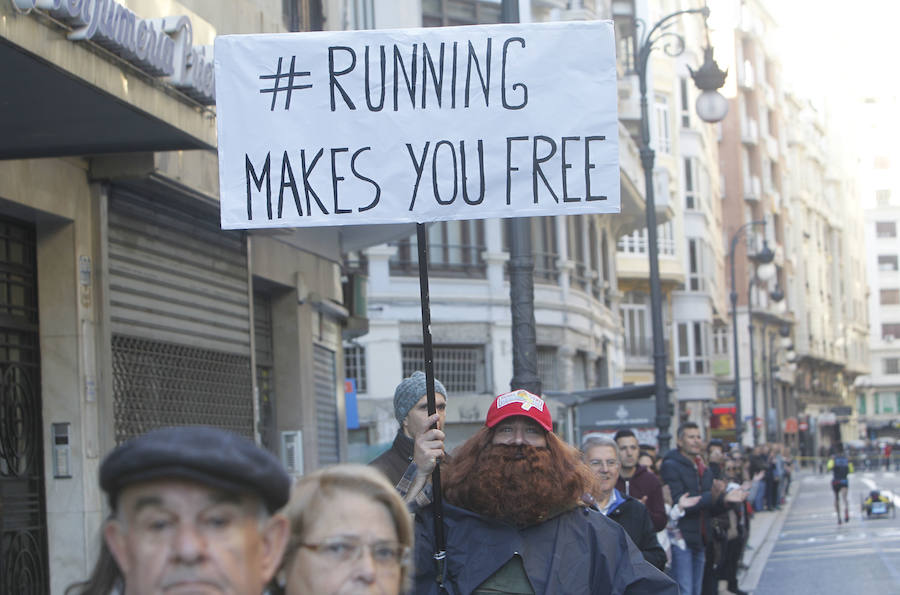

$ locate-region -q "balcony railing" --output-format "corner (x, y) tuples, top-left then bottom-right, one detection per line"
(617, 233), (676, 256)
(390, 242), (486, 278)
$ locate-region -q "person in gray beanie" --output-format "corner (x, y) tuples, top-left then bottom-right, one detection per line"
(369, 370), (448, 485)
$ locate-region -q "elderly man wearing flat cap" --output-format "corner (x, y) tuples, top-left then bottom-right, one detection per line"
(369, 370), (448, 486)
(74, 425), (291, 595)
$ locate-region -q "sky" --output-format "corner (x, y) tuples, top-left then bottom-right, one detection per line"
(773, 0), (900, 108)
(769, 0), (900, 166)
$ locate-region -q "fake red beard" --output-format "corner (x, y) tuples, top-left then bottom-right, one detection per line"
(443, 443), (584, 527)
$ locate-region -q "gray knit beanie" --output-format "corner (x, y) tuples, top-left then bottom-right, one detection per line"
(394, 371), (447, 424)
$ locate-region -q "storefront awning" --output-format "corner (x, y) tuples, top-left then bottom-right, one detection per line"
(0, 40), (213, 160)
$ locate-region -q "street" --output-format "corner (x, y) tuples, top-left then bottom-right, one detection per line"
(749, 470), (900, 594)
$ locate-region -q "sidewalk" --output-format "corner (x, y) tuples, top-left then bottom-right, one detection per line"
(732, 475), (802, 593)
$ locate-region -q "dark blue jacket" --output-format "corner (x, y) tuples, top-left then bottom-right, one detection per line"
(660, 448), (724, 551)
(414, 501), (677, 594)
(606, 489), (667, 571)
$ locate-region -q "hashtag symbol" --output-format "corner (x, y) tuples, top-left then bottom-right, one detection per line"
(259, 56), (312, 111)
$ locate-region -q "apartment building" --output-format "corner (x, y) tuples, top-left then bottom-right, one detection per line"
(781, 94), (869, 454)
(858, 95), (900, 442)
(714, 0), (795, 446)
(612, 0), (729, 437)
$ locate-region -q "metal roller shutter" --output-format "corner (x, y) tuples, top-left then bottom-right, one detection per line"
(314, 344), (339, 466)
(108, 189), (253, 442)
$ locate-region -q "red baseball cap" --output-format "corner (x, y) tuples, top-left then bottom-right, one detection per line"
(485, 389), (553, 432)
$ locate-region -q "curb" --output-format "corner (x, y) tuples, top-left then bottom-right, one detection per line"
(738, 475), (802, 592)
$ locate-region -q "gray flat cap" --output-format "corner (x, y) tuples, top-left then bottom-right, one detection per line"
(100, 426), (290, 513)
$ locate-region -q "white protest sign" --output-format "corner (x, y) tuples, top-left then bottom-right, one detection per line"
(214, 20), (620, 230)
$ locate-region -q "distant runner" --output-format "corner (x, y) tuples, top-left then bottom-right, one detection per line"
(827, 445), (854, 525)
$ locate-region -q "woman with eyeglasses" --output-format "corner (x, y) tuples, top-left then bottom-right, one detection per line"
(276, 464), (413, 595)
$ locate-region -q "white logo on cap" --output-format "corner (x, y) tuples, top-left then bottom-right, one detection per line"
(496, 390), (544, 412)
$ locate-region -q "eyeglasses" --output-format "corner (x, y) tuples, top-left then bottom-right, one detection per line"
(589, 459), (620, 470)
(299, 537), (408, 566)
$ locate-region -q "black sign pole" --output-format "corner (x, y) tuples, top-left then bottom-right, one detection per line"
(416, 222), (447, 589)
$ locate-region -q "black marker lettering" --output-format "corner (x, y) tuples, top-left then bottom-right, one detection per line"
(532, 135), (559, 204)
(351, 147), (381, 212)
(461, 140), (485, 205)
(506, 136), (528, 205)
(300, 148), (329, 215)
(245, 152), (271, 220)
(331, 148), (351, 214)
(421, 42), (445, 109)
(393, 44), (418, 111)
(364, 45), (386, 111)
(278, 151), (303, 217)
(561, 136), (581, 202)
(584, 135), (607, 201)
(407, 142), (430, 211)
(465, 38), (491, 108)
(328, 46), (357, 111)
(432, 140), (458, 205)
(501, 37), (527, 110)
(451, 41), (458, 109)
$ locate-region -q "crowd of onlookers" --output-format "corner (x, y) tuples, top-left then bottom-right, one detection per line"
(65, 371), (809, 595)
(596, 427), (796, 595)
(819, 440), (896, 473)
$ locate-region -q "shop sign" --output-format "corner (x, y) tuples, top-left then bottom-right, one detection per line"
(214, 20), (620, 229)
(11, 0), (215, 104)
(579, 397), (654, 430)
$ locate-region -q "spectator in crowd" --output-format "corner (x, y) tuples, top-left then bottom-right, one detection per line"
(411, 389), (677, 594)
(370, 371), (448, 486)
(583, 434), (667, 570)
(701, 438), (726, 595)
(706, 439), (725, 479)
(749, 445), (768, 512)
(661, 422), (744, 595)
(765, 444), (784, 510)
(276, 464), (413, 595)
(69, 426), (291, 595)
(641, 443), (658, 460)
(713, 460), (750, 595)
(615, 429), (667, 532)
(638, 451), (656, 471)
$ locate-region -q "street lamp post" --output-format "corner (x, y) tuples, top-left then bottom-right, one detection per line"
(747, 268), (779, 445)
(728, 221), (773, 446)
(748, 275), (759, 445)
(766, 326), (794, 444)
(632, 6), (728, 453)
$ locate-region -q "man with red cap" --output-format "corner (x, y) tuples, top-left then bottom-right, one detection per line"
(410, 389), (677, 594)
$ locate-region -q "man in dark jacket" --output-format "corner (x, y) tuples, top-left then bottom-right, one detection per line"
(369, 370), (447, 485)
(615, 428), (667, 532)
(661, 422), (744, 595)
(413, 389), (677, 594)
(583, 434), (666, 570)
